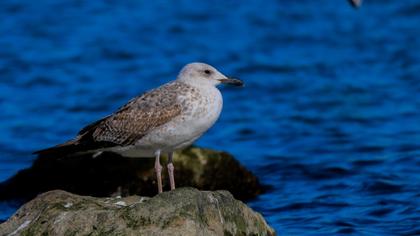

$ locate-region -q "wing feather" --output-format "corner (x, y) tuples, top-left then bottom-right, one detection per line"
(34, 82), (185, 156)
(82, 82), (183, 146)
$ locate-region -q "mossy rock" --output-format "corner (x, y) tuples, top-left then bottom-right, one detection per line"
(0, 188), (275, 236)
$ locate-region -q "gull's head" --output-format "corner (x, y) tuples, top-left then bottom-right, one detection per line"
(177, 62), (243, 87)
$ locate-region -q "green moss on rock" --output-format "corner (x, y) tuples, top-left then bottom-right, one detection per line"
(0, 188), (275, 236)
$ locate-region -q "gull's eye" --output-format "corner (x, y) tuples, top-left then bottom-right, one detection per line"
(204, 69), (212, 75)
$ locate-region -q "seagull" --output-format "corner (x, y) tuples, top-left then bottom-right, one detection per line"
(348, 0), (362, 8)
(35, 62), (243, 193)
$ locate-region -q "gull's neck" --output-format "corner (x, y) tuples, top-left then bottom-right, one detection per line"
(176, 76), (217, 90)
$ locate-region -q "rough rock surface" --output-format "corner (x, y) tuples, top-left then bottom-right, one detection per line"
(0, 147), (264, 202)
(0, 188), (275, 236)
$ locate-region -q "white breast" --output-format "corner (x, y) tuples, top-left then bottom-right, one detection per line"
(169, 86), (222, 147)
(132, 85), (223, 154)
(188, 86), (223, 134)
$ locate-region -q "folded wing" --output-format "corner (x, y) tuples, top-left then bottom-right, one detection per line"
(34, 83), (183, 156)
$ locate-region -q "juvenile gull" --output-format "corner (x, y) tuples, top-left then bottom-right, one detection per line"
(35, 62), (243, 193)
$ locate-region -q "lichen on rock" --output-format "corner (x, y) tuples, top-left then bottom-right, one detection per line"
(0, 188), (275, 236)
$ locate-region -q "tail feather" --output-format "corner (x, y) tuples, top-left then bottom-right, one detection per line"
(33, 140), (84, 157)
(34, 116), (118, 157)
(34, 139), (118, 157)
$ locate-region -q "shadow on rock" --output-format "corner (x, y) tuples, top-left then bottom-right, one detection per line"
(0, 147), (264, 204)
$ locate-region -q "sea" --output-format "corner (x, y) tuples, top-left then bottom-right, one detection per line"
(0, 0), (419, 235)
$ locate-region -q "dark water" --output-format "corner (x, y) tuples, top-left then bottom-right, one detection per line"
(1, 0), (420, 234)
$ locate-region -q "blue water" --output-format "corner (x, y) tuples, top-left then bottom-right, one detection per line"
(1, 0), (419, 234)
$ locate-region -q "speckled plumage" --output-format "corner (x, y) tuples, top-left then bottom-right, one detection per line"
(91, 81), (187, 146)
(34, 63), (241, 158)
(35, 62), (243, 193)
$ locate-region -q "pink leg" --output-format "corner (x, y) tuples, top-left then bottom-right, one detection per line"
(154, 150), (163, 193)
(167, 152), (175, 190)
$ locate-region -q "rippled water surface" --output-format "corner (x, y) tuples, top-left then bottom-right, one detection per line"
(1, 0), (420, 235)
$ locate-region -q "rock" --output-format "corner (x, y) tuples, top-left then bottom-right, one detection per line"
(0, 147), (264, 204)
(0, 188), (275, 236)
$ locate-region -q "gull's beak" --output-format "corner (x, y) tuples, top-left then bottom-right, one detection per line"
(219, 77), (244, 87)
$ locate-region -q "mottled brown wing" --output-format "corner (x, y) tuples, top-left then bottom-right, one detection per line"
(79, 82), (183, 146)
(90, 102), (182, 145)
(34, 82), (185, 156)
